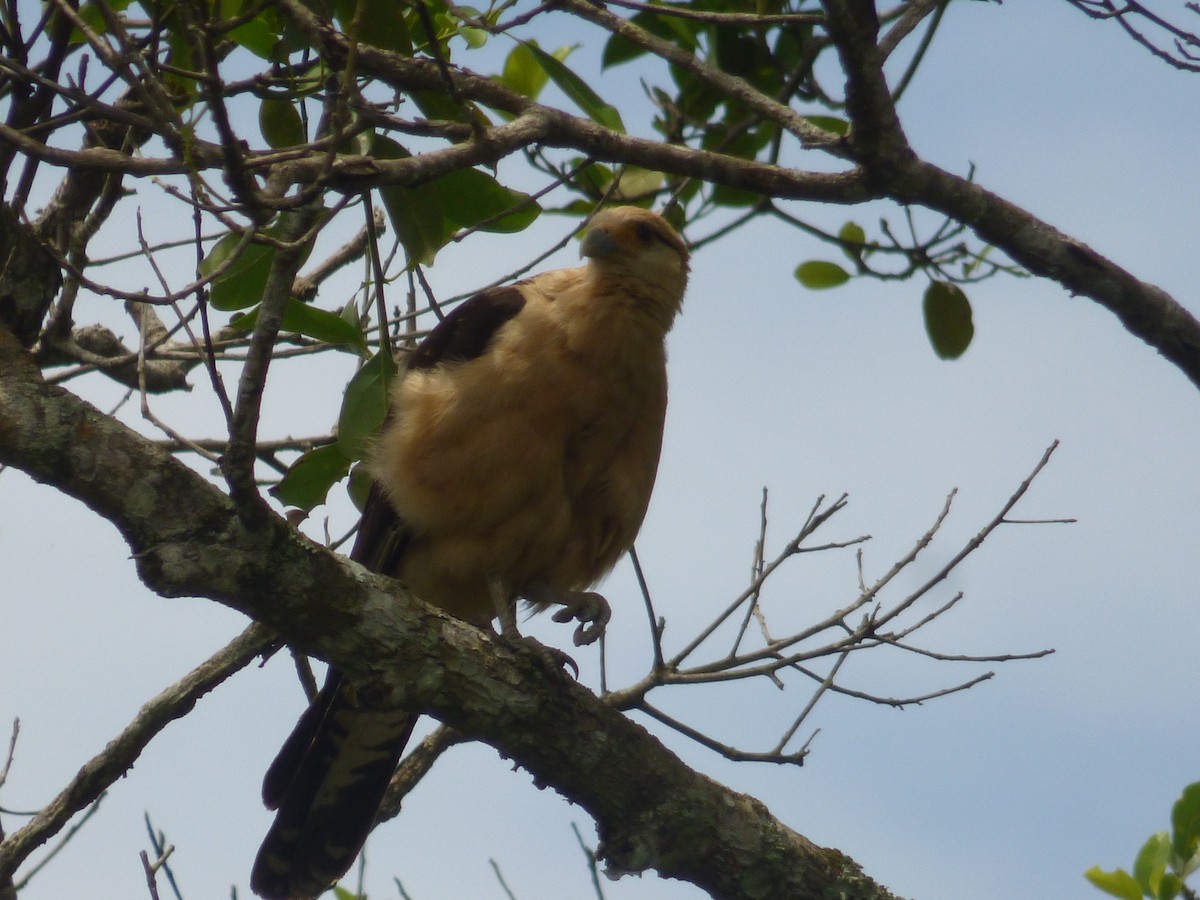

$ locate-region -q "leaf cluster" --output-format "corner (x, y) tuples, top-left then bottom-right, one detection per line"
(1087, 782), (1200, 900)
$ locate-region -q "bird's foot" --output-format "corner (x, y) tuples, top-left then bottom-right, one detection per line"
(490, 578), (580, 677)
(494, 631), (579, 680)
(523, 586), (611, 647)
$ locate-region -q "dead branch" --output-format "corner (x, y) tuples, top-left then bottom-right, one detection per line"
(607, 443), (1063, 764)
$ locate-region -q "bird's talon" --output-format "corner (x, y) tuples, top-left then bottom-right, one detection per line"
(549, 590), (611, 646)
(573, 619), (606, 647)
(502, 634), (579, 679)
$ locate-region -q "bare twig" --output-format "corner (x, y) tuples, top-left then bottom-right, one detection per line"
(1065, 0), (1200, 71)
(139, 850), (162, 900)
(142, 814), (182, 900)
(617, 443), (1063, 766)
(489, 858), (519, 900)
(570, 821), (608, 900)
(10, 798), (105, 893)
(0, 625), (273, 883)
(221, 198), (325, 515)
(773, 650), (848, 754)
(629, 546), (664, 673)
(0, 721), (17, 789)
(639, 703), (808, 766)
(669, 493), (860, 667)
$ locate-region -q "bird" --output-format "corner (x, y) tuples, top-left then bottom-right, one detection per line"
(250, 205), (689, 899)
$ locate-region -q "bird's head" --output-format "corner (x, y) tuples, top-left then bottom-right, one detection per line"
(580, 206), (689, 325)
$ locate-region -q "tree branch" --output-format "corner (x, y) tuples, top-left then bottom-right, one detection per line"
(819, 0), (1200, 390)
(0, 331), (900, 899)
(0, 624), (272, 882)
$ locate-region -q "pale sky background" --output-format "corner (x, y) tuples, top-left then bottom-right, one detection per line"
(3, 2), (1199, 899)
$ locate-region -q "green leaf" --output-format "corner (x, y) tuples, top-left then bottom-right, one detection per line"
(433, 168), (541, 233)
(1171, 782), (1200, 862)
(201, 219), (315, 311)
(601, 30), (645, 69)
(459, 26), (487, 48)
(838, 221), (867, 262)
(272, 443), (351, 512)
(201, 233), (276, 312)
(347, 460), (374, 511)
(259, 98), (306, 149)
(526, 43), (625, 132)
(409, 88), (487, 127)
(228, 15), (279, 59)
(673, 66), (721, 123)
(163, 23), (199, 102)
(712, 182), (760, 208)
(340, 299), (362, 330)
(229, 299), (364, 351)
(274, 14), (319, 59)
(1084, 866), (1144, 900)
(601, 9), (697, 68)
(804, 115), (849, 136)
(349, 0), (413, 53)
(570, 160), (613, 197)
(1134, 832), (1171, 897)
(795, 260), (851, 290)
(922, 281), (974, 359)
(713, 25), (760, 78)
(498, 42), (554, 100)
(283, 301), (365, 351)
(1157, 872), (1182, 900)
(370, 135), (447, 266)
(1181, 848), (1200, 881)
(68, 0), (132, 43)
(700, 118), (773, 159)
(612, 166), (663, 203)
(338, 350), (397, 461)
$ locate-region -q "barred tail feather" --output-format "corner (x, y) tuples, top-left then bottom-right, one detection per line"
(251, 672), (416, 899)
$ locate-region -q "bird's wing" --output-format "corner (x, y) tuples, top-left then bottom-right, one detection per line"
(405, 284), (526, 372)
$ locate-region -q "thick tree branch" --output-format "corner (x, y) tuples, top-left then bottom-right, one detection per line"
(820, 0), (915, 177)
(898, 162), (1200, 390)
(820, 0), (1200, 390)
(0, 334), (900, 899)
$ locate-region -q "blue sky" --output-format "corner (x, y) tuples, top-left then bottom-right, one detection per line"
(3, 2), (1199, 899)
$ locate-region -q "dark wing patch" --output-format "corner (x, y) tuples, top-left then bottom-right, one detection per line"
(407, 285), (525, 371)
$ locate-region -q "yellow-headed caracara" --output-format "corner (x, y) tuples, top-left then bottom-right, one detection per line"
(251, 207), (689, 899)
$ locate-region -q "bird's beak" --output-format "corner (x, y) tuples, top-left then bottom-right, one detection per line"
(580, 226), (619, 260)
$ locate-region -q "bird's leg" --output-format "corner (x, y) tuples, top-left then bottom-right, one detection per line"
(523, 584), (612, 647)
(488, 577), (521, 639)
(489, 578), (579, 677)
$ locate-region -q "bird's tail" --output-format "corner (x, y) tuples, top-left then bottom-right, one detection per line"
(251, 671), (416, 900)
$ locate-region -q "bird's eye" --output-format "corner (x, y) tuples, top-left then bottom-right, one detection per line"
(634, 223), (656, 243)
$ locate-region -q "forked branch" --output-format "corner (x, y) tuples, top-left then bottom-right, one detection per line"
(607, 442), (1067, 765)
